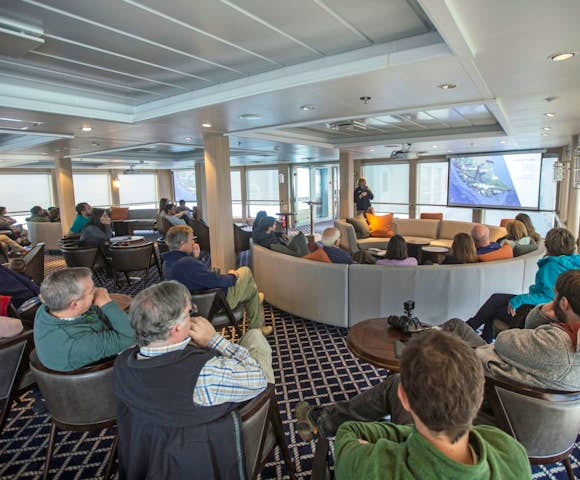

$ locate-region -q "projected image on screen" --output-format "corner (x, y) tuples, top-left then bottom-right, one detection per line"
(448, 153), (542, 209)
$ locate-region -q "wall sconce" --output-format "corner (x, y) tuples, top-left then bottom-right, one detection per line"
(112, 178), (120, 189)
(553, 160), (564, 182)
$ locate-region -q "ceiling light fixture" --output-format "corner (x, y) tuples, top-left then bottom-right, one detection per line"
(542, 126), (552, 131)
(432, 145), (438, 149)
(500, 140), (507, 144)
(201, 123), (212, 128)
(541, 132), (550, 136)
(360, 96), (371, 104)
(548, 51), (576, 62)
(184, 137), (192, 141)
(239, 113), (262, 120)
(81, 126), (92, 132)
(300, 105), (316, 111)
(544, 112), (556, 118)
(438, 83), (456, 90)
(544, 96), (559, 103)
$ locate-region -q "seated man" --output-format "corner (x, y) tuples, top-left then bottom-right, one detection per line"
(296, 270), (580, 444)
(163, 225), (272, 336)
(69, 202), (92, 234)
(26, 205), (49, 223)
(113, 280), (273, 479)
(34, 267), (135, 371)
(252, 216), (308, 257)
(471, 224), (500, 255)
(320, 227), (354, 264)
(332, 330), (529, 479)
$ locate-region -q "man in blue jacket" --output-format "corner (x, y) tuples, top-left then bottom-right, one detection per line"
(163, 225), (272, 336)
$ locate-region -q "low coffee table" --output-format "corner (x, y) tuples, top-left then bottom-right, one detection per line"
(406, 240), (430, 263)
(421, 245), (449, 264)
(347, 318), (410, 372)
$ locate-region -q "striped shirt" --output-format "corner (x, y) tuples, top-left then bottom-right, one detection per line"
(139, 334), (267, 406)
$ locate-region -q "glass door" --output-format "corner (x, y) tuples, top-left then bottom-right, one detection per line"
(292, 164), (339, 228)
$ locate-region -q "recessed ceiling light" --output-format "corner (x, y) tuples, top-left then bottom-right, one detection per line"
(447, 150), (453, 153)
(500, 140), (507, 144)
(184, 137), (192, 141)
(239, 113), (262, 120)
(432, 145), (438, 149)
(81, 126), (92, 132)
(360, 96), (371, 104)
(300, 105), (316, 111)
(369, 149), (375, 152)
(201, 123), (212, 128)
(548, 51), (576, 62)
(541, 132), (550, 136)
(544, 112), (556, 118)
(542, 126), (552, 131)
(438, 83), (456, 90)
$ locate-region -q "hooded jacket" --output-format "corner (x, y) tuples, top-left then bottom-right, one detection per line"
(510, 254), (580, 310)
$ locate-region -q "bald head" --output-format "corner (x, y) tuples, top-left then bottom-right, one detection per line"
(321, 227), (341, 247)
(471, 224), (490, 247)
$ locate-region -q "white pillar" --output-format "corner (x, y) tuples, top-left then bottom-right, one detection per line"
(339, 150), (354, 219)
(54, 157), (76, 232)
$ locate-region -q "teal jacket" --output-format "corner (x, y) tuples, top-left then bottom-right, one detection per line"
(34, 302), (135, 371)
(510, 254), (580, 310)
(69, 214), (89, 233)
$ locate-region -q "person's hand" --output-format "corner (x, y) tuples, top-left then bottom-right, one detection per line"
(507, 303), (516, 317)
(192, 243), (201, 259)
(358, 439), (369, 445)
(188, 316), (216, 347)
(361, 191), (367, 197)
(93, 287), (111, 307)
(227, 269), (239, 278)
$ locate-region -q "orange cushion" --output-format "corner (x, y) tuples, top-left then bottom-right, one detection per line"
(303, 247), (332, 263)
(420, 212), (443, 220)
(366, 212), (394, 238)
(110, 207), (129, 221)
(499, 218), (515, 227)
(478, 243), (513, 262)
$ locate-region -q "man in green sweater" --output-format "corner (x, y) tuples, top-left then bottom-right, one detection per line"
(34, 267), (135, 371)
(313, 331), (530, 479)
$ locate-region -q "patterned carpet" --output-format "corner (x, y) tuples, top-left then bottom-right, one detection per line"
(1, 253), (578, 479)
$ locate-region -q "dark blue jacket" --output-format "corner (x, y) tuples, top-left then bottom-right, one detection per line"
(162, 251), (236, 293)
(0, 265), (39, 308)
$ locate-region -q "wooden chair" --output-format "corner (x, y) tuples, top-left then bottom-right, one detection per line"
(311, 437), (333, 480)
(0, 329), (35, 436)
(191, 288), (243, 336)
(239, 384), (296, 479)
(420, 212), (443, 220)
(484, 372), (580, 479)
(29, 351), (117, 480)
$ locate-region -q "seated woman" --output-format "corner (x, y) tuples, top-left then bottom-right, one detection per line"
(442, 233), (478, 264)
(376, 235), (417, 266)
(500, 220), (531, 248)
(160, 203), (187, 226)
(515, 212), (541, 243)
(0, 206), (30, 245)
(80, 208), (113, 246)
(466, 227), (580, 343)
(252, 215), (308, 257)
(48, 206), (60, 222)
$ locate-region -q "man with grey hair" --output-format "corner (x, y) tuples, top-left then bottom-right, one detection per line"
(113, 280), (273, 479)
(320, 227), (354, 264)
(471, 224), (500, 255)
(34, 267), (134, 371)
(163, 224), (272, 336)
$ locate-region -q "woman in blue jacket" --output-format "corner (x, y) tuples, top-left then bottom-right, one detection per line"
(467, 227), (580, 342)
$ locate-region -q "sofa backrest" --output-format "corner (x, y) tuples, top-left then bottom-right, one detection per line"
(26, 222), (63, 251)
(334, 220), (359, 254)
(393, 218), (439, 239)
(127, 208), (157, 220)
(251, 243), (349, 328)
(438, 220), (475, 240)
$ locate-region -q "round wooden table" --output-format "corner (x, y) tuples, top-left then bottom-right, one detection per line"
(109, 293), (132, 311)
(406, 240), (430, 263)
(347, 318), (410, 372)
(421, 245), (449, 264)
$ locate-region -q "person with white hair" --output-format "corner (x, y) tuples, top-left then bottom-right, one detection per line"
(320, 227), (354, 264)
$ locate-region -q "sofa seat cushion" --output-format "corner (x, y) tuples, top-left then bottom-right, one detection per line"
(366, 213), (394, 238)
(429, 238), (454, 248)
(394, 219), (439, 239)
(358, 237), (390, 249)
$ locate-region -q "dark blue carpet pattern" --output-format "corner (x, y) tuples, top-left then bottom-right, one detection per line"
(1, 254), (578, 478)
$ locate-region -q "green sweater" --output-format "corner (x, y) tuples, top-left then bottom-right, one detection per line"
(34, 302), (135, 371)
(69, 214), (89, 233)
(335, 422), (531, 480)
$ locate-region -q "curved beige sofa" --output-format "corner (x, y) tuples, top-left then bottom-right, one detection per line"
(252, 240), (545, 328)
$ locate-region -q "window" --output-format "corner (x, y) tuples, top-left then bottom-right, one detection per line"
(231, 170), (243, 218)
(246, 169), (279, 217)
(0, 173), (53, 215)
(118, 173), (157, 206)
(173, 170), (196, 202)
(416, 205), (473, 222)
(417, 162), (448, 205)
(73, 173), (111, 207)
(483, 209), (555, 237)
(362, 163), (409, 216)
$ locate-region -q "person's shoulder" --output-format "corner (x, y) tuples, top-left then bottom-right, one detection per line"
(472, 425), (529, 465)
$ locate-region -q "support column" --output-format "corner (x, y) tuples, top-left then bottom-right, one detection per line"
(54, 157), (75, 233)
(409, 158), (418, 219)
(203, 133), (235, 271)
(111, 170), (120, 206)
(195, 162), (207, 220)
(157, 170), (173, 201)
(567, 135), (580, 238)
(278, 165), (291, 225)
(339, 150), (354, 219)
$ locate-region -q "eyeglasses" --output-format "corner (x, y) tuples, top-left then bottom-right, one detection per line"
(189, 305), (198, 316)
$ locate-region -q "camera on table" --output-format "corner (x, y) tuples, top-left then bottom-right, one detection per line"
(387, 300), (421, 334)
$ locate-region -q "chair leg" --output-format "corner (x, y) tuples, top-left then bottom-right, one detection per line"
(104, 431), (118, 480)
(124, 272), (131, 286)
(0, 399), (8, 436)
(564, 457), (575, 480)
(43, 422), (58, 480)
(270, 394), (296, 480)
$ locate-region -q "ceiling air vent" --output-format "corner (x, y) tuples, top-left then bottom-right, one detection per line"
(0, 16), (45, 58)
(326, 120), (368, 132)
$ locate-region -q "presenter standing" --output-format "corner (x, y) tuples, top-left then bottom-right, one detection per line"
(354, 177), (374, 215)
